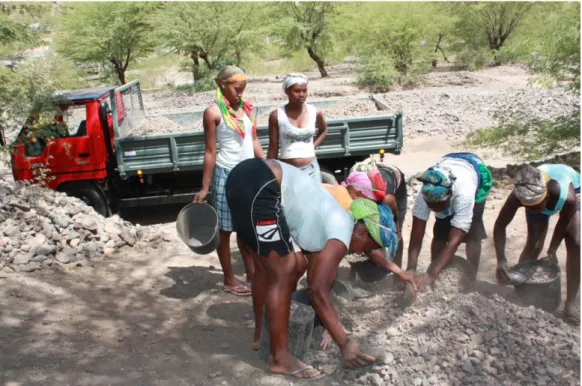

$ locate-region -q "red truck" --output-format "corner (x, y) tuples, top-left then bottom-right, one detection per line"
(8, 80), (403, 216)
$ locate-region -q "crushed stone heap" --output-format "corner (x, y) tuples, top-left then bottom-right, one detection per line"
(305, 291), (580, 386)
(0, 179), (170, 273)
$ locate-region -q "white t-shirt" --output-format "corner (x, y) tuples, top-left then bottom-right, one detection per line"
(277, 161), (354, 252)
(215, 110), (255, 170)
(412, 157), (479, 233)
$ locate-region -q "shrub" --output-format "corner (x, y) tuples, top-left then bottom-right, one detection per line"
(356, 55), (400, 92)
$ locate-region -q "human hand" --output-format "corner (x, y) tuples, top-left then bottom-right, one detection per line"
(340, 339), (376, 369)
(321, 328), (351, 351)
(417, 272), (436, 292)
(193, 188), (209, 203)
(398, 270), (417, 291)
(495, 261), (512, 285)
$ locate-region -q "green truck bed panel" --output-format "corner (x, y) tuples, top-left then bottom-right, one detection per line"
(115, 113), (402, 178)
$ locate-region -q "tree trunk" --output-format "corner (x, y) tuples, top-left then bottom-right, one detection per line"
(307, 46), (328, 77)
(110, 59), (126, 85)
(190, 53), (201, 83)
(434, 33), (449, 63)
(235, 49), (242, 67)
(199, 52), (212, 70)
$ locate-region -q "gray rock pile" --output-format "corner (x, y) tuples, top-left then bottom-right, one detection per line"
(128, 115), (203, 137)
(0, 179), (169, 273)
(306, 292), (580, 386)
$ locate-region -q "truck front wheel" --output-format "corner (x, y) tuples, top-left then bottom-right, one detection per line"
(61, 183), (110, 217)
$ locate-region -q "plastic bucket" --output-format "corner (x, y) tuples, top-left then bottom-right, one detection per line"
(176, 203), (220, 255)
(511, 260), (561, 313)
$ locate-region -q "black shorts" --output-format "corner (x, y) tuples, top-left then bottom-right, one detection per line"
(225, 159), (293, 257)
(433, 201), (487, 243)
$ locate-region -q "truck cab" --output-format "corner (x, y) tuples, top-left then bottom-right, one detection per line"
(11, 86), (121, 215)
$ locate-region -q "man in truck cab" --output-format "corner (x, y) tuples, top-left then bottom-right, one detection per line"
(225, 157), (415, 379)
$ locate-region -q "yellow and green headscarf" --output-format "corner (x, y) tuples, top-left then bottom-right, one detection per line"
(215, 65), (256, 139)
(349, 198), (399, 260)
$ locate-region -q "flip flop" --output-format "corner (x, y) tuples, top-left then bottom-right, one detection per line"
(223, 285), (251, 297)
(270, 365), (326, 381)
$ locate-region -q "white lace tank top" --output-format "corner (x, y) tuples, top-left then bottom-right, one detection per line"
(277, 104), (317, 159)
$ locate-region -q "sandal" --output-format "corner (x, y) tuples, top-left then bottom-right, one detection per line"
(270, 365), (326, 381)
(223, 285), (251, 297)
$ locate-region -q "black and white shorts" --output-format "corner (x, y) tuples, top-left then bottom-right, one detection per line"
(225, 158), (294, 257)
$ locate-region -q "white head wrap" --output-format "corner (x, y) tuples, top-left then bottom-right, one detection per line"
(282, 73), (308, 91)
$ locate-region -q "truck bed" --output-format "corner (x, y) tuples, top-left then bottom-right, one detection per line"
(113, 96), (402, 179)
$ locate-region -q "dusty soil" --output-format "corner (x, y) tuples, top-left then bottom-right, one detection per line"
(0, 64), (580, 385)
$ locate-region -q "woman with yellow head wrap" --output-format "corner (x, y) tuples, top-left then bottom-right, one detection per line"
(193, 64), (265, 297)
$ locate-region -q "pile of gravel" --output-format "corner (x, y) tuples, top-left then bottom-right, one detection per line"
(128, 115), (203, 137)
(305, 291), (580, 386)
(0, 179), (170, 273)
(377, 86), (577, 141)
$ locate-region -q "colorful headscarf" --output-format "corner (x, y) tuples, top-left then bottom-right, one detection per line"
(282, 73), (308, 91)
(342, 170), (387, 202)
(215, 65), (256, 139)
(421, 167), (456, 203)
(349, 198), (399, 260)
(350, 157), (377, 173)
(514, 165), (550, 206)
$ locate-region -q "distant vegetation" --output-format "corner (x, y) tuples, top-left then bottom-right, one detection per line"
(0, 2), (579, 160)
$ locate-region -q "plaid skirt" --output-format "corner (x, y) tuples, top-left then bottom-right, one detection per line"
(212, 165), (233, 231)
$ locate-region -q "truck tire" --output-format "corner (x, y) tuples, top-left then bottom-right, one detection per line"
(320, 168), (338, 185)
(62, 184), (110, 217)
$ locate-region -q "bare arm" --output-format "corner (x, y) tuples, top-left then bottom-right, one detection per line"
(307, 239), (349, 348)
(547, 186), (577, 257)
(252, 129), (265, 159)
(193, 107), (218, 203)
(382, 194), (399, 229)
(366, 248), (416, 289)
(266, 111), (279, 159)
(493, 192), (521, 264)
(427, 227), (466, 278)
(313, 109), (328, 148)
(406, 216), (427, 272)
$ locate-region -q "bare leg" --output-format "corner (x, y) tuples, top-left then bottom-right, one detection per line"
(217, 229), (242, 291)
(518, 221), (548, 263)
(262, 250), (322, 379)
(466, 239), (482, 272)
(393, 238), (404, 268)
(252, 254), (267, 350)
(237, 235), (255, 284)
(564, 213), (580, 325)
(295, 251), (308, 283)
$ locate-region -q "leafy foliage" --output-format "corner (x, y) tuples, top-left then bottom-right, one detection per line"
(55, 2), (158, 84)
(152, 2), (265, 82)
(356, 55), (399, 92)
(463, 3), (580, 161)
(273, 2), (336, 77)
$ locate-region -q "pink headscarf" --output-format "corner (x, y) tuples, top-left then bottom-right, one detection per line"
(341, 171), (376, 200)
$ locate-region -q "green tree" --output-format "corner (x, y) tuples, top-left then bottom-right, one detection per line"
(55, 2), (158, 85)
(464, 3), (580, 161)
(153, 2), (265, 82)
(452, 2), (533, 63)
(274, 2), (336, 77)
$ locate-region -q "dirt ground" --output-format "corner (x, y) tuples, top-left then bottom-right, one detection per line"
(0, 65), (579, 386)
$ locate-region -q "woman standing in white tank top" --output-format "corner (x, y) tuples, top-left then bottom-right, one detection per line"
(193, 65), (264, 297)
(267, 73), (328, 182)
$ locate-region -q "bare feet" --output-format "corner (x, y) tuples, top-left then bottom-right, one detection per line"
(565, 302), (580, 325)
(252, 339), (260, 351)
(268, 354), (325, 379)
